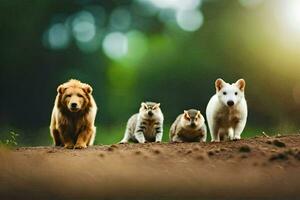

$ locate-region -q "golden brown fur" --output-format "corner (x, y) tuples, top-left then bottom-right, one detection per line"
(50, 79), (97, 149)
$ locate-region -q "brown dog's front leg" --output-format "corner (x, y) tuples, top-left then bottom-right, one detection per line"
(51, 129), (63, 146)
(75, 129), (92, 149)
(60, 129), (74, 149)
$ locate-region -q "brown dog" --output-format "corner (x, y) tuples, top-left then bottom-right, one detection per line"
(50, 79), (97, 149)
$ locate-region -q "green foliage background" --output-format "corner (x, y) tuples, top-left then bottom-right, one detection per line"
(0, 0), (299, 145)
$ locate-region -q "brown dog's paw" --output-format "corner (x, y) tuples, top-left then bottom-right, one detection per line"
(64, 144), (74, 149)
(74, 143), (87, 149)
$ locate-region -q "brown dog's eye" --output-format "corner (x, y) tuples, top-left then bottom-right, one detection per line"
(77, 94), (83, 98)
(66, 95), (71, 98)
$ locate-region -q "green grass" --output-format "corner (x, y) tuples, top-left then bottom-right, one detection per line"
(0, 124), (295, 146)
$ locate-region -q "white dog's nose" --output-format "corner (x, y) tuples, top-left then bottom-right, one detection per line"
(227, 101), (234, 107)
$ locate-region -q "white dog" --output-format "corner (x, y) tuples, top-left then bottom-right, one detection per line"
(206, 78), (247, 142)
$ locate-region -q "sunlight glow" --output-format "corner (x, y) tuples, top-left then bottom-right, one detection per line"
(281, 0), (300, 31)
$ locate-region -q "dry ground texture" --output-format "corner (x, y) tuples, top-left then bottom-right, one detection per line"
(1, 135), (300, 200)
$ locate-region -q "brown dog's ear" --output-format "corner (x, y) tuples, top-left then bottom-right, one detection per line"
(235, 79), (246, 91)
(57, 84), (65, 94)
(83, 84), (93, 94)
(215, 78), (225, 92)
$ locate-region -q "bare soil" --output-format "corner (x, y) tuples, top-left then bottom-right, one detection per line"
(2, 135), (300, 200)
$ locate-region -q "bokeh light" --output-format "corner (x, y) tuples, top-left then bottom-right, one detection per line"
(149, 0), (201, 11)
(102, 32), (128, 60)
(158, 9), (176, 25)
(125, 30), (148, 63)
(176, 9), (204, 32)
(145, 0), (203, 31)
(239, 0), (264, 8)
(76, 30), (104, 53)
(47, 23), (70, 49)
(109, 7), (131, 31)
(86, 5), (106, 27)
(72, 11), (96, 42)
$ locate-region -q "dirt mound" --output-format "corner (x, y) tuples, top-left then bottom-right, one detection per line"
(1, 135), (300, 200)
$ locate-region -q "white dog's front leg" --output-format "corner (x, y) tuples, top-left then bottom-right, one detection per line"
(210, 125), (220, 142)
(228, 128), (234, 140)
(234, 119), (246, 140)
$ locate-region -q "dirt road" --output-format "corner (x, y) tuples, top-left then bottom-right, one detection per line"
(1, 135), (300, 200)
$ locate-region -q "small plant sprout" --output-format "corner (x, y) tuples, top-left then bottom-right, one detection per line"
(0, 131), (19, 147)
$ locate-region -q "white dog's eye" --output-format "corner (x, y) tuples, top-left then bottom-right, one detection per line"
(235, 92), (238, 95)
(223, 92), (227, 95)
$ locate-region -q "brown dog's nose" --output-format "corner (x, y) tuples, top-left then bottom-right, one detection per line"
(71, 103), (77, 108)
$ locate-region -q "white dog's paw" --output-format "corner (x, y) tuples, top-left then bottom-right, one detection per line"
(233, 135), (241, 140)
(229, 136), (234, 141)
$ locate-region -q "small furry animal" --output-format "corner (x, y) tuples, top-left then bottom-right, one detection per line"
(206, 78), (247, 142)
(119, 102), (164, 143)
(50, 79), (97, 149)
(169, 109), (207, 143)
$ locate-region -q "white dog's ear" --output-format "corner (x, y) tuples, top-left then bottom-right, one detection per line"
(83, 84), (93, 94)
(215, 78), (225, 92)
(236, 79), (246, 91)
